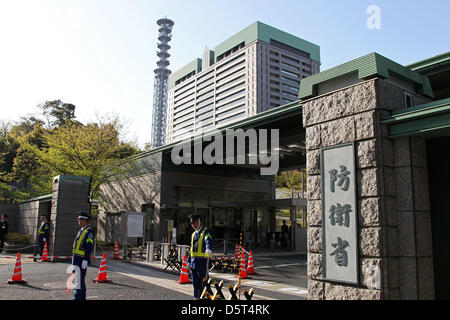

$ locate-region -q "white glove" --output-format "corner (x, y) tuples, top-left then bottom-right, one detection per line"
(81, 260), (88, 269)
(205, 249), (212, 256)
(43, 238), (46, 242)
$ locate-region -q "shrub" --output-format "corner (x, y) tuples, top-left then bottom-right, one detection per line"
(6, 232), (33, 245)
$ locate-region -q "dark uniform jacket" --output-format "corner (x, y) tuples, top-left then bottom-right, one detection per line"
(72, 225), (95, 264)
(38, 221), (50, 240)
(0, 220), (8, 237)
(188, 226), (213, 269)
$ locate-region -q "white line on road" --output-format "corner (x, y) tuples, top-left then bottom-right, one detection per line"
(107, 262), (274, 300)
(255, 263), (305, 269)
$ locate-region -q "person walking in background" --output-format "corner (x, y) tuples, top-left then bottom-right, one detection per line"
(281, 220), (289, 249)
(187, 214), (213, 300)
(37, 215), (50, 257)
(0, 214), (9, 253)
(72, 211), (95, 300)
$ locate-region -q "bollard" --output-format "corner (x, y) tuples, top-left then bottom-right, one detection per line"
(228, 283), (240, 300)
(214, 280), (226, 300)
(161, 243), (169, 265)
(200, 277), (215, 300)
(146, 242), (155, 262)
(243, 288), (255, 301)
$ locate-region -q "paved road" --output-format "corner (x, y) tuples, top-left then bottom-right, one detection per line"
(0, 258), (191, 300)
(0, 253), (308, 300)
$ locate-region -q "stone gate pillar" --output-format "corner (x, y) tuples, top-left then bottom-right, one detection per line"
(304, 76), (433, 299)
(49, 175), (91, 258)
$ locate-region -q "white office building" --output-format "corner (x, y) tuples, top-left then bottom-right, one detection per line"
(166, 21), (321, 143)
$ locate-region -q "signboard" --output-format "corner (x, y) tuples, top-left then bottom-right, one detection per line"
(321, 142), (359, 284)
(172, 228), (177, 244)
(127, 213), (144, 238)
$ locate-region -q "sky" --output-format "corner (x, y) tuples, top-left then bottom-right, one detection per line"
(0, 0), (449, 148)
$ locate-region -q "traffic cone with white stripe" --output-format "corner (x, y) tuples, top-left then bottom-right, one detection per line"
(93, 252), (112, 283)
(41, 242), (49, 262)
(176, 254), (191, 284)
(235, 251), (250, 279)
(247, 251), (256, 274)
(234, 243), (240, 262)
(6, 253), (27, 284)
(113, 241), (120, 260)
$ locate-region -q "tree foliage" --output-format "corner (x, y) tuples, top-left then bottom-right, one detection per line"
(1, 101), (141, 202)
(38, 100), (76, 128)
(19, 115), (139, 200)
(275, 169), (307, 198)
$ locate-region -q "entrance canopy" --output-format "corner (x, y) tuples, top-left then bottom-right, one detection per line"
(209, 198), (306, 209)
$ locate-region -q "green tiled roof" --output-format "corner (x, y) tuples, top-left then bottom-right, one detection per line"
(215, 21), (320, 62)
(134, 100), (302, 160)
(169, 21), (320, 89)
(53, 175), (91, 184)
(168, 58), (202, 89)
(299, 52), (434, 100)
(381, 98), (450, 138)
(406, 51), (450, 72)
(19, 194), (52, 204)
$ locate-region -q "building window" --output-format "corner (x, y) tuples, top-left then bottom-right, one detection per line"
(404, 92), (413, 108)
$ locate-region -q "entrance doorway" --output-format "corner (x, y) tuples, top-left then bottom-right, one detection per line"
(427, 136), (450, 299)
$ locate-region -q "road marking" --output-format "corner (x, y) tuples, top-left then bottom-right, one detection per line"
(255, 263), (305, 269)
(278, 287), (308, 295)
(244, 281), (273, 287)
(107, 262), (274, 300)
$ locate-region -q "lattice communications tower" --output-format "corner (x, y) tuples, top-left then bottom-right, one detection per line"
(151, 17), (174, 149)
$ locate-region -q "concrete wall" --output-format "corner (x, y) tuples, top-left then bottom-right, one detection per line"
(50, 176), (90, 257)
(17, 200), (40, 239)
(304, 78), (432, 300)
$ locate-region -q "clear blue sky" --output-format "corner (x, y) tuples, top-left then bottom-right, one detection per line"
(0, 0), (448, 148)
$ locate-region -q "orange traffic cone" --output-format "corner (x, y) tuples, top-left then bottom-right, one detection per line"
(6, 253), (27, 284)
(247, 251), (256, 274)
(113, 242), (120, 260)
(176, 254), (191, 284)
(93, 252), (112, 283)
(235, 251), (250, 279)
(41, 242), (49, 262)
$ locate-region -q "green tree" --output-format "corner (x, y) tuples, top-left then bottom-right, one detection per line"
(275, 169), (307, 198)
(38, 100), (76, 128)
(19, 114), (140, 200)
(10, 123), (52, 196)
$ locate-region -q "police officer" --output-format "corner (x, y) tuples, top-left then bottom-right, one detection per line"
(37, 215), (50, 257)
(0, 214), (8, 253)
(72, 211), (95, 300)
(187, 214), (212, 299)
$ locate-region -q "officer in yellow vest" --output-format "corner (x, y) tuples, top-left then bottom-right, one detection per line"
(72, 211), (95, 300)
(187, 214), (212, 299)
(37, 215), (50, 257)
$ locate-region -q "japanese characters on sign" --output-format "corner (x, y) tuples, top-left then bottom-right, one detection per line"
(321, 143), (359, 284)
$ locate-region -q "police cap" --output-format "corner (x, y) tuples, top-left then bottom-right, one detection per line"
(77, 211), (91, 220)
(188, 214), (201, 223)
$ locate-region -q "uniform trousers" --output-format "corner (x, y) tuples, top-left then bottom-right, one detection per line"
(38, 235), (46, 256)
(190, 258), (209, 299)
(72, 255), (88, 300)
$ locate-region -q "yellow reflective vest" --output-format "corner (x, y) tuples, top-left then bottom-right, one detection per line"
(73, 226), (94, 258)
(190, 227), (212, 258)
